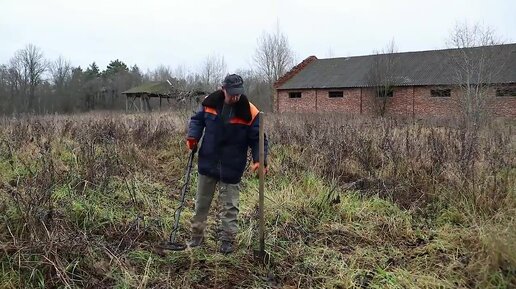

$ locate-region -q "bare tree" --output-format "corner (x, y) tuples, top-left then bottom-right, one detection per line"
(49, 56), (73, 112)
(11, 44), (47, 111)
(0, 65), (8, 113)
(254, 26), (295, 85)
(447, 22), (505, 128)
(49, 56), (72, 89)
(367, 39), (399, 116)
(325, 47), (336, 58)
(151, 65), (173, 81)
(171, 64), (198, 107)
(199, 54), (227, 92)
(173, 64), (189, 81)
(7, 54), (27, 112)
(253, 25), (295, 110)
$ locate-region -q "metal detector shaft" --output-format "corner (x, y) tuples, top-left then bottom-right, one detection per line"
(169, 148), (196, 244)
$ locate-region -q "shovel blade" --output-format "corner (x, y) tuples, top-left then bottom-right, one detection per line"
(158, 241), (187, 251)
(253, 249), (272, 265)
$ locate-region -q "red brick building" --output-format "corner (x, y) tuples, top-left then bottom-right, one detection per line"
(274, 44), (516, 117)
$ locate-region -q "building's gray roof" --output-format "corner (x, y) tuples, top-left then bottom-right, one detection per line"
(278, 44), (516, 90)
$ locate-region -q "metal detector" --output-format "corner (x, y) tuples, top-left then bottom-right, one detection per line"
(160, 147), (196, 251)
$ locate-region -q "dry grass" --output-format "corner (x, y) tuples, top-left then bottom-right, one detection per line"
(0, 111), (514, 288)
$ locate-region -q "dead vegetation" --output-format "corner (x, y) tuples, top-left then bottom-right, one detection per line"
(0, 112), (514, 288)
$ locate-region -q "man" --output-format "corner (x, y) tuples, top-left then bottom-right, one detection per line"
(186, 74), (268, 254)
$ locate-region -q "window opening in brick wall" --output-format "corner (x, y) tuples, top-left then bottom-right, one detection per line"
(375, 87), (393, 97)
(288, 92), (302, 98)
(328, 91), (344, 98)
(496, 87), (516, 97)
(430, 89), (451, 97)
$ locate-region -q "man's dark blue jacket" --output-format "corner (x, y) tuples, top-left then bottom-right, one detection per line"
(188, 90), (268, 184)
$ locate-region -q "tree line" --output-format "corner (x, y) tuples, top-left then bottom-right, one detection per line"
(0, 27), (295, 115)
(1, 21), (506, 123)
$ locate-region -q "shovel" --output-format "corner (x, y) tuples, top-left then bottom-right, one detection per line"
(159, 147), (196, 251)
(253, 112), (271, 264)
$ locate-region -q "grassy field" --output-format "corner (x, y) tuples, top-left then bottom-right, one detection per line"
(0, 112), (514, 288)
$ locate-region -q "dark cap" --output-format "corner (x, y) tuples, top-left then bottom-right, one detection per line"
(222, 74), (245, 96)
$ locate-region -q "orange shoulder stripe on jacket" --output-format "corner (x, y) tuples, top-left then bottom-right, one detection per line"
(204, 106), (218, 115)
(229, 103), (260, 125)
(249, 103), (260, 121)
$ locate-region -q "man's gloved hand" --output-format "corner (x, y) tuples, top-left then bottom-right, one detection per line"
(250, 162), (268, 175)
(186, 138), (198, 151)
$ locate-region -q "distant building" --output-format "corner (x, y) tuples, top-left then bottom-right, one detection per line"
(274, 44), (516, 118)
(122, 81), (205, 112)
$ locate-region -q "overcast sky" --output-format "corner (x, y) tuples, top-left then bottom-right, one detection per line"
(1, 0), (515, 74)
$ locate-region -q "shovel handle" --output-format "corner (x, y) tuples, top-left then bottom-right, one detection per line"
(258, 112), (265, 254)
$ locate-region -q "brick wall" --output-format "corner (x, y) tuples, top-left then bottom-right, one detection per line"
(315, 88), (362, 113)
(491, 98), (516, 117)
(489, 86), (516, 117)
(277, 85), (516, 117)
(277, 90), (315, 113)
(277, 88), (361, 113)
(412, 87), (460, 118)
(360, 87), (414, 116)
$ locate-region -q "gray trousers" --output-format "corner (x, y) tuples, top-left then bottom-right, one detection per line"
(191, 174), (240, 241)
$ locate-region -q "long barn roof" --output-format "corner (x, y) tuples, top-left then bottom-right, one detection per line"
(277, 43), (516, 89)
